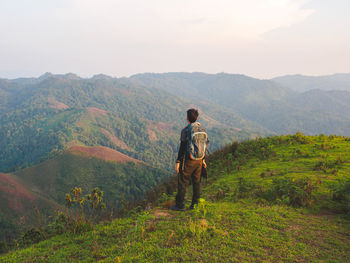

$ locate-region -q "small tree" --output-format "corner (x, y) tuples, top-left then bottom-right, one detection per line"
(86, 188), (106, 222)
(65, 187), (106, 225)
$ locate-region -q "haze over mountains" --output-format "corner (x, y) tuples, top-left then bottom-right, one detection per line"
(1, 71), (350, 239)
(130, 72), (350, 134)
(272, 73), (350, 92)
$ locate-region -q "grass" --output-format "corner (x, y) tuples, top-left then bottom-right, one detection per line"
(2, 202), (349, 262)
(1, 134), (350, 262)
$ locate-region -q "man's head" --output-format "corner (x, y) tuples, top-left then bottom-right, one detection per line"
(187, 108), (199, 123)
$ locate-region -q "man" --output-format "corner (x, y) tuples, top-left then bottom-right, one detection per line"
(171, 108), (208, 211)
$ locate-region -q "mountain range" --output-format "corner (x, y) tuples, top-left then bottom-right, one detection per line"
(0, 72), (261, 239)
(1, 71), (350, 239)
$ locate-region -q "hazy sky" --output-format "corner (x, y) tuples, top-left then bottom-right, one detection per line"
(0, 0), (349, 79)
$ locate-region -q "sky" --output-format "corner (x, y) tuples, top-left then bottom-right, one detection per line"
(0, 0), (349, 79)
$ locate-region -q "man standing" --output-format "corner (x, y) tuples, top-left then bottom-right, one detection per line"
(171, 109), (209, 211)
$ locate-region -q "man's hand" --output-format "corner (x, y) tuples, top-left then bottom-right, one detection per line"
(203, 159), (207, 168)
(174, 162), (180, 174)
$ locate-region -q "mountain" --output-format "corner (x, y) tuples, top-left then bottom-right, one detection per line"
(0, 73), (262, 172)
(272, 73), (350, 92)
(0, 73), (264, 239)
(131, 72), (350, 135)
(130, 72), (293, 111)
(1, 134), (350, 261)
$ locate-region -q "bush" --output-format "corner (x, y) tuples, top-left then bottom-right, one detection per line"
(265, 176), (318, 207)
(46, 212), (71, 235)
(314, 155), (343, 173)
(291, 132), (313, 144)
(332, 178), (350, 215)
(21, 228), (46, 246)
(332, 178), (350, 201)
(207, 138), (276, 177)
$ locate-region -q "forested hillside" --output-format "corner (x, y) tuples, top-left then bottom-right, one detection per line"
(0, 73), (262, 172)
(131, 72), (350, 134)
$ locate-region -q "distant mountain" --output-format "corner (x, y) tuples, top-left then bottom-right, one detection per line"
(272, 73), (350, 92)
(130, 72), (293, 109)
(130, 72), (350, 135)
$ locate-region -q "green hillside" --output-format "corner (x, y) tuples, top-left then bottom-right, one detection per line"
(2, 134), (349, 262)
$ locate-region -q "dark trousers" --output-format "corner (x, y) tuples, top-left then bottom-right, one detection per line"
(175, 159), (202, 208)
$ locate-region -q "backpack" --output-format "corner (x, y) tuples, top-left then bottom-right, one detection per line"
(186, 122), (209, 160)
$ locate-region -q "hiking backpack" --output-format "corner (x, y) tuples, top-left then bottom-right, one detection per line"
(186, 122), (209, 160)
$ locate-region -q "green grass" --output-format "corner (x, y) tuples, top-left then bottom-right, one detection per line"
(2, 202), (349, 262)
(2, 134), (350, 262)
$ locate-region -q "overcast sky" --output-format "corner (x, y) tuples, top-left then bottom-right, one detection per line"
(0, 0), (349, 79)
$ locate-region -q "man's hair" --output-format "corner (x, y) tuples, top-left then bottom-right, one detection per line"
(187, 108), (199, 123)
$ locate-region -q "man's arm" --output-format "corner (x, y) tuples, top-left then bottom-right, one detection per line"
(175, 128), (187, 173)
(175, 141), (186, 173)
(176, 141), (186, 163)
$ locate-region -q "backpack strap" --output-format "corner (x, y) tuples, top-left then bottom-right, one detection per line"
(186, 123), (192, 159)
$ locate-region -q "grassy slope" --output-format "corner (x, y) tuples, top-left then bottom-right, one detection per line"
(2, 134), (350, 262)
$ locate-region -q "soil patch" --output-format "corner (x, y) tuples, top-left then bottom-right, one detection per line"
(100, 128), (132, 151)
(69, 146), (143, 164)
(154, 122), (173, 132)
(87, 107), (107, 116)
(0, 173), (36, 211)
(48, 98), (69, 110)
(153, 209), (173, 219)
(148, 129), (157, 141)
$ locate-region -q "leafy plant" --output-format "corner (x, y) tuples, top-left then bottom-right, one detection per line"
(266, 177), (318, 207)
(134, 211), (155, 240)
(20, 228), (45, 246)
(332, 178), (350, 215)
(64, 187), (106, 233)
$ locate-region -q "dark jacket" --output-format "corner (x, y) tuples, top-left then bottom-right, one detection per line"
(176, 125), (189, 163)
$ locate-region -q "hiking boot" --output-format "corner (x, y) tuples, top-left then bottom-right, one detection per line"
(189, 203), (197, 210)
(169, 205), (185, 211)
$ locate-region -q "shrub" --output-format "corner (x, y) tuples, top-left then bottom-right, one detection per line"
(331, 178), (350, 215)
(65, 187), (106, 224)
(291, 132), (312, 144)
(207, 138), (276, 177)
(46, 212), (71, 235)
(332, 178), (350, 201)
(265, 176), (318, 207)
(314, 156), (343, 173)
(134, 211), (155, 240)
(20, 228), (45, 246)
